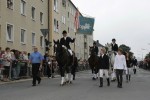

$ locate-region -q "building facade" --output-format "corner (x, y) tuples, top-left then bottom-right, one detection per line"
(0, 0), (48, 54)
(0, 0), (93, 59)
(49, 0), (93, 59)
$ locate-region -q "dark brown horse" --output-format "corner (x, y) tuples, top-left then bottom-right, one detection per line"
(88, 46), (99, 80)
(54, 40), (73, 85)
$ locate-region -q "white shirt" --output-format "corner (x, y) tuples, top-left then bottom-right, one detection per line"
(114, 54), (127, 70)
(64, 36), (67, 40)
(2, 52), (12, 66)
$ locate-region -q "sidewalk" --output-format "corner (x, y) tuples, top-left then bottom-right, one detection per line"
(0, 70), (89, 85)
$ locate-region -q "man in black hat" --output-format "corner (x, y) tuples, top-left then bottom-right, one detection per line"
(60, 30), (75, 56)
(92, 42), (99, 56)
(111, 38), (118, 53)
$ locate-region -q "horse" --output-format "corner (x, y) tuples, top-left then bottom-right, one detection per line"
(88, 46), (99, 80)
(54, 40), (73, 86)
(105, 43), (116, 81)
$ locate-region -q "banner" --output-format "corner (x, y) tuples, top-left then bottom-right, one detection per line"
(77, 16), (95, 35)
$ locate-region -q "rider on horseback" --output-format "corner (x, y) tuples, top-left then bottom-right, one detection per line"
(92, 42), (99, 56)
(60, 30), (75, 56)
(111, 38), (118, 55)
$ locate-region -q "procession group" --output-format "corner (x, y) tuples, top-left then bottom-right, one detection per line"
(29, 30), (138, 88)
(90, 39), (137, 88)
(1, 30), (137, 88)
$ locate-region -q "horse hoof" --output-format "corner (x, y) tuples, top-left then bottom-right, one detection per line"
(60, 83), (65, 86)
(111, 80), (116, 82)
(92, 77), (96, 80)
(66, 81), (69, 84)
(69, 81), (72, 84)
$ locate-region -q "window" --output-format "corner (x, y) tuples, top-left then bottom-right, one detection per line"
(68, 12), (69, 18)
(64, 16), (66, 24)
(40, 12), (43, 24)
(62, 0), (66, 7)
(6, 24), (13, 41)
(61, 16), (66, 24)
(40, 36), (44, 47)
(56, 21), (59, 32)
(31, 7), (35, 20)
(54, 19), (59, 32)
(21, 0), (26, 15)
(62, 16), (64, 23)
(32, 33), (35, 46)
(84, 42), (87, 49)
(68, 27), (69, 33)
(7, 0), (13, 9)
(54, 19), (56, 32)
(54, 0), (58, 12)
(20, 29), (26, 43)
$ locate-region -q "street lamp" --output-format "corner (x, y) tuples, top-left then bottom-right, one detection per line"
(141, 48), (146, 61)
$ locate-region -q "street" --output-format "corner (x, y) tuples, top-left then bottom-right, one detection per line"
(0, 69), (150, 100)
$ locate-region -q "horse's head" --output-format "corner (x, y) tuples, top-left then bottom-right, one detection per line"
(53, 40), (63, 55)
(89, 46), (96, 56)
(105, 43), (112, 52)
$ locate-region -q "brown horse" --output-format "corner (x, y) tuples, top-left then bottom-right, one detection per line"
(54, 40), (73, 85)
(88, 47), (99, 80)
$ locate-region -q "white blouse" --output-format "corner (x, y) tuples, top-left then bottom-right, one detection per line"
(114, 54), (127, 70)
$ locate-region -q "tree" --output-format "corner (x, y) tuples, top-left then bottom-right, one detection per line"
(119, 44), (131, 52)
(145, 52), (150, 59)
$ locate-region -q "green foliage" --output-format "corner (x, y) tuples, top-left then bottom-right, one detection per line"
(145, 52), (150, 59)
(119, 44), (131, 52)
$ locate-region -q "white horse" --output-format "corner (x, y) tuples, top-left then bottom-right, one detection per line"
(105, 43), (116, 81)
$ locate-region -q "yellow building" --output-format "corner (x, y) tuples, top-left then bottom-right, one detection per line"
(0, 0), (48, 54)
(49, 0), (93, 59)
(0, 0), (93, 59)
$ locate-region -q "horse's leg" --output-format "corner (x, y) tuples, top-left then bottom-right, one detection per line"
(91, 68), (94, 79)
(60, 65), (65, 85)
(69, 65), (74, 83)
(111, 67), (116, 82)
(65, 65), (69, 83)
(96, 68), (99, 79)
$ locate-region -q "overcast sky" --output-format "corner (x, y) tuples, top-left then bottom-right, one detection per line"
(72, 0), (150, 59)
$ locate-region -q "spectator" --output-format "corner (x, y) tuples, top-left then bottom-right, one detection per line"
(29, 47), (43, 86)
(2, 47), (12, 82)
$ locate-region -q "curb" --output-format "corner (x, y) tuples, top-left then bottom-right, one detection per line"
(0, 70), (89, 85)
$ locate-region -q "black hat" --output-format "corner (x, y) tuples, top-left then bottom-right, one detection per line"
(112, 38), (116, 41)
(93, 42), (96, 45)
(62, 30), (67, 34)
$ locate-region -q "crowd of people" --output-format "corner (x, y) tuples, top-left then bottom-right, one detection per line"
(0, 46), (88, 83)
(0, 47), (59, 82)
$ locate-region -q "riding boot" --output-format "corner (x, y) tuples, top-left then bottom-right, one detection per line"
(133, 69), (136, 74)
(135, 69), (136, 74)
(73, 74), (75, 80)
(61, 77), (65, 85)
(107, 78), (110, 86)
(99, 78), (103, 87)
(129, 75), (131, 81)
(126, 75), (128, 83)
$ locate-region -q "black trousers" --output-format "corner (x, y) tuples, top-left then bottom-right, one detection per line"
(71, 65), (76, 78)
(47, 64), (54, 77)
(116, 69), (123, 86)
(32, 63), (41, 85)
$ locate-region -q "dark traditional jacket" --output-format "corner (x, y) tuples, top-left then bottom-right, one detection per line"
(92, 46), (99, 55)
(60, 37), (75, 49)
(111, 43), (118, 52)
(132, 59), (137, 66)
(99, 54), (109, 69)
(126, 58), (132, 68)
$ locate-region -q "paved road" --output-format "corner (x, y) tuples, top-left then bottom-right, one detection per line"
(0, 68), (150, 100)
